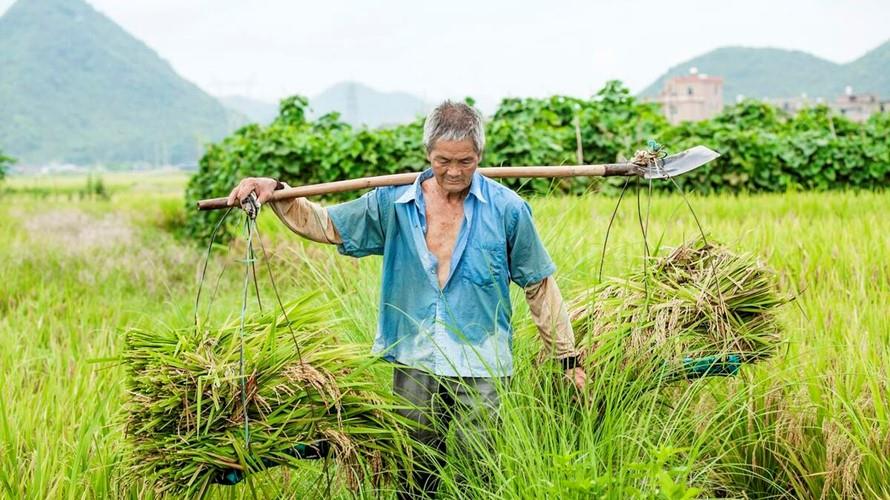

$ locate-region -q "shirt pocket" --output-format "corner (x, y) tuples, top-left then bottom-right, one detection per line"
(462, 241), (508, 288)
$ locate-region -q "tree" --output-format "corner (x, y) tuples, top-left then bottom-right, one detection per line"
(0, 148), (13, 181)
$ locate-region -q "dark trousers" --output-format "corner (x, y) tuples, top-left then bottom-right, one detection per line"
(392, 365), (504, 499)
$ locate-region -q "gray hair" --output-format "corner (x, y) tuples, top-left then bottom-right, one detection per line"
(422, 100), (486, 155)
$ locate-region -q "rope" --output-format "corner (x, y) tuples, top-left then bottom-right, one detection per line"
(204, 251), (231, 323)
(635, 176), (651, 314)
(597, 176), (631, 283)
(194, 207), (234, 333)
(248, 207), (333, 496)
(598, 142), (669, 283)
(643, 142), (708, 245)
(599, 141), (709, 337)
(237, 215), (257, 449)
(643, 143), (730, 344)
(251, 219), (305, 364)
(193, 197), (332, 493)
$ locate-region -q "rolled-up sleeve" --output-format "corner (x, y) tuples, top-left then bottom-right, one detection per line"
(506, 200), (556, 287)
(326, 189), (387, 258)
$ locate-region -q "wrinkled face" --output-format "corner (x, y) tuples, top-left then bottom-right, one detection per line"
(427, 138), (480, 194)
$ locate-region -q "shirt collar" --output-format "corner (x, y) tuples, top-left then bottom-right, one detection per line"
(395, 168), (488, 205)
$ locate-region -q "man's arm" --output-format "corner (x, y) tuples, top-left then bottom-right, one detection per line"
(504, 198), (587, 389)
(227, 177), (389, 255)
(524, 276), (577, 367)
(267, 183), (342, 245)
(525, 276), (587, 390)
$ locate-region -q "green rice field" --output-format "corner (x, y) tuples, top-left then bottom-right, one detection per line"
(1, 173), (888, 498)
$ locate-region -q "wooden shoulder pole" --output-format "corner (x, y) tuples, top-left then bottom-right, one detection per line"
(196, 163), (637, 211)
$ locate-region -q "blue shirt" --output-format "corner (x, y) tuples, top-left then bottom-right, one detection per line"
(327, 168), (556, 377)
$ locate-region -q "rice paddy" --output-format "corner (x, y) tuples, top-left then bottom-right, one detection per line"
(1, 174), (888, 498)
(123, 294), (410, 497)
(571, 236), (788, 391)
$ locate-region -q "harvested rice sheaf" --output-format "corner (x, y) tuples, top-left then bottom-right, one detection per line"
(122, 293), (409, 497)
(570, 237), (789, 380)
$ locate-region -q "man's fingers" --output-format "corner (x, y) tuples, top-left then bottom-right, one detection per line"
(236, 182), (256, 204)
(577, 369), (587, 387)
(228, 178), (277, 209)
(255, 189), (272, 204)
(254, 179), (280, 204)
(227, 186), (240, 206)
(565, 367), (587, 391)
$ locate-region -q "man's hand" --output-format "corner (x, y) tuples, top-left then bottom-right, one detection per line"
(565, 366), (587, 391)
(227, 177), (279, 207)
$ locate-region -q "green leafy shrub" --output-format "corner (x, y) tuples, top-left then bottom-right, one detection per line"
(80, 173), (109, 200)
(0, 148), (13, 181)
(184, 82), (890, 242)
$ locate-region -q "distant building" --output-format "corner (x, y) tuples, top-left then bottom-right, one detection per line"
(653, 68), (724, 124)
(765, 95), (823, 115)
(834, 86), (886, 122)
(765, 86), (889, 121)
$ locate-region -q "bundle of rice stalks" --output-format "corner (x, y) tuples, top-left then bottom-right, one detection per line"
(570, 237), (789, 383)
(122, 293), (409, 497)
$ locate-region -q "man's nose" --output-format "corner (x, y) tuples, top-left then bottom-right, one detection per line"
(446, 165), (463, 176)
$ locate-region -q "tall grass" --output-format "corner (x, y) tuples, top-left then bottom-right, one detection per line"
(0, 179), (888, 498)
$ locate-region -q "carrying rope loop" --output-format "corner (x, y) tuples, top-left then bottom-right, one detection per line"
(236, 215), (256, 448)
(195, 206), (234, 334)
(193, 199), (333, 491)
(599, 142), (712, 340)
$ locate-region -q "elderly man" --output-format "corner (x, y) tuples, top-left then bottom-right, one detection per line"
(228, 101), (586, 498)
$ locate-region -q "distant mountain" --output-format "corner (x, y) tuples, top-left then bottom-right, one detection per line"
(220, 95), (279, 125)
(639, 41), (890, 102)
(0, 0), (242, 165)
(844, 41), (890, 98)
(309, 81), (430, 127)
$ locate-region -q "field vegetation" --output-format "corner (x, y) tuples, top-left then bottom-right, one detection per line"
(1, 173), (888, 498)
(185, 82), (890, 243)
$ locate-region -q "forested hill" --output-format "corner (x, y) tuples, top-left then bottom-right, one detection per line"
(0, 0), (242, 165)
(639, 41), (890, 102)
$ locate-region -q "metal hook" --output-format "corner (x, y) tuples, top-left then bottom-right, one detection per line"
(240, 192), (261, 220)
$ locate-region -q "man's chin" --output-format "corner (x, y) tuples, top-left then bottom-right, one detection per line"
(443, 183), (470, 193)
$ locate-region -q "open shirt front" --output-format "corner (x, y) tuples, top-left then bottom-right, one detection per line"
(327, 168), (555, 377)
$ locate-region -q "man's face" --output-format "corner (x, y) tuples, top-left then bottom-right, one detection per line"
(427, 138), (480, 194)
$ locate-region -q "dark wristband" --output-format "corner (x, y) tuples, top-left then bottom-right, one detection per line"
(560, 356), (578, 370)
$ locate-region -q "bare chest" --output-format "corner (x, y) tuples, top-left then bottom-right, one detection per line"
(422, 194), (464, 287)
(424, 198), (463, 258)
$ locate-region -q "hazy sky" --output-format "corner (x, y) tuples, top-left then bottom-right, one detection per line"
(3, 0), (888, 109)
